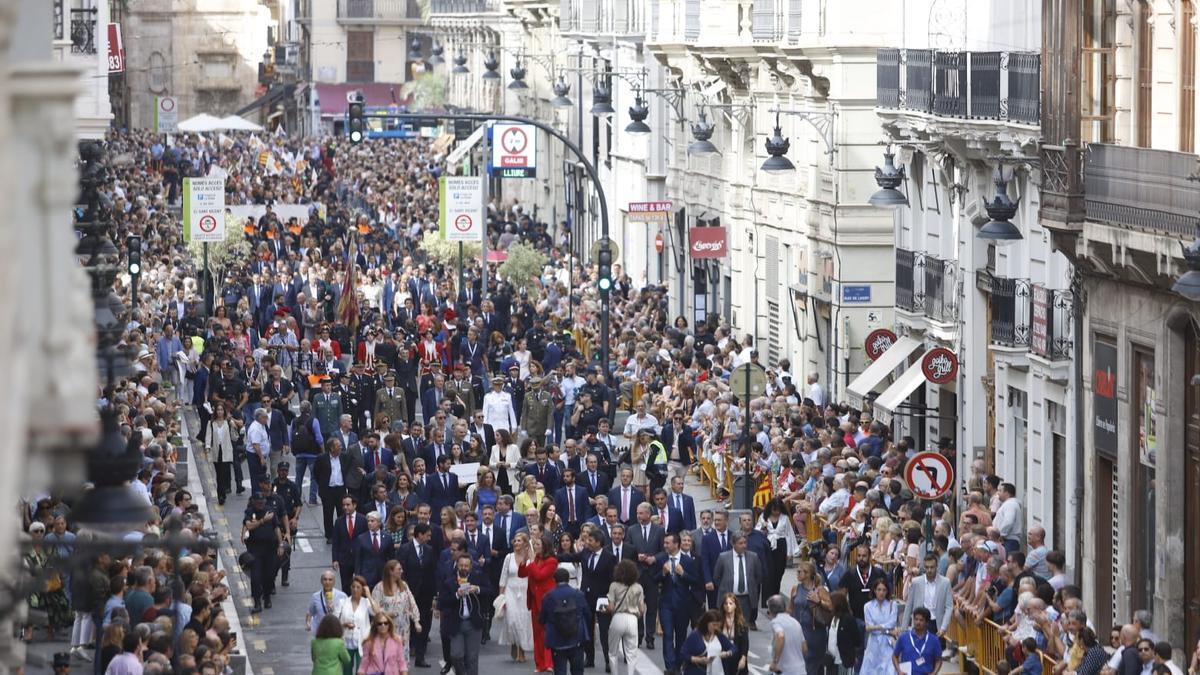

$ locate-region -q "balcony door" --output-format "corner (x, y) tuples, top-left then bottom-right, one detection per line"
(1082, 0), (1116, 143)
(347, 30), (375, 83)
(1182, 0), (1197, 152)
(1136, 0), (1154, 147)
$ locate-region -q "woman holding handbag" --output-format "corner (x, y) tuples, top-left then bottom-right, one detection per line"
(357, 612), (407, 675)
(790, 560), (832, 674)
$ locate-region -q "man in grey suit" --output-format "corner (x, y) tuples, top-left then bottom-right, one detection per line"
(713, 533), (763, 624)
(690, 509), (714, 559)
(627, 503), (665, 649)
(901, 554), (955, 636)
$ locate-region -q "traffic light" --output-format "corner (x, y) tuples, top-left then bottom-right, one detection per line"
(347, 98), (365, 144)
(127, 235), (141, 276)
(597, 246), (613, 295)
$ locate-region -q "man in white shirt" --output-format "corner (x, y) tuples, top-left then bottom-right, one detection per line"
(992, 482), (1024, 553)
(557, 362), (585, 442)
(623, 399), (660, 439)
(246, 409), (272, 488)
(482, 376), (517, 432)
(807, 372), (826, 407)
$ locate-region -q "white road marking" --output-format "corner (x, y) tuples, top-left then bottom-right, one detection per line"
(298, 534), (314, 553)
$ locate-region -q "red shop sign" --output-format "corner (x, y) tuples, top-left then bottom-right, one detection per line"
(921, 347), (959, 385)
(864, 329), (898, 361)
(688, 227), (727, 259)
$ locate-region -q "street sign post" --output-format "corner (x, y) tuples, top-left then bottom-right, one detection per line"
(182, 177), (225, 243)
(155, 95), (178, 134)
(439, 176), (485, 242)
(490, 123), (537, 178)
(905, 451), (955, 501)
(730, 363), (768, 510)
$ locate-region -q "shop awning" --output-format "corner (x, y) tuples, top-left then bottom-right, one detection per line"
(873, 358), (930, 426)
(845, 336), (922, 411)
(235, 84), (294, 116)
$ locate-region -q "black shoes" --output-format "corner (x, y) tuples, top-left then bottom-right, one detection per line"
(251, 601), (262, 614)
(264, 596), (272, 609)
(645, 637), (655, 649)
(415, 660), (431, 668)
(440, 664), (452, 674)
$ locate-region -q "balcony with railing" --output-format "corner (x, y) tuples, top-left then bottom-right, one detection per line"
(1083, 143), (1200, 238)
(339, 0), (422, 21)
(896, 248), (923, 314)
(70, 6), (98, 54)
(564, 0), (646, 35)
(990, 277), (1031, 348)
(923, 255), (956, 323)
(876, 48), (1040, 125)
(427, 0), (498, 15)
(1030, 285), (1073, 360)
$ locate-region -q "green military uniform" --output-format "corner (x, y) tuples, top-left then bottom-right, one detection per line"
(521, 378), (554, 442)
(312, 389), (342, 438)
(446, 374), (476, 419)
(373, 380), (407, 428)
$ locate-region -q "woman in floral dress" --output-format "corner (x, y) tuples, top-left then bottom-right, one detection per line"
(370, 560), (419, 665)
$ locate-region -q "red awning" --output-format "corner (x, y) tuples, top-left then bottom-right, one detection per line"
(315, 83), (410, 111)
(486, 250), (508, 263)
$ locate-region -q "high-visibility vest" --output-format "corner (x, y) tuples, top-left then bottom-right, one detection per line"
(646, 440), (668, 469)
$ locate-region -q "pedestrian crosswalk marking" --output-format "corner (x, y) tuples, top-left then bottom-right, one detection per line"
(253, 640), (267, 653)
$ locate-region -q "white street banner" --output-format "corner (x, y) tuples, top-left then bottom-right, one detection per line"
(155, 96), (178, 134)
(439, 176), (485, 242)
(183, 177), (226, 243)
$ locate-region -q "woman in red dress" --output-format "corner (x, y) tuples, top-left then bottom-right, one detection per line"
(517, 533), (559, 672)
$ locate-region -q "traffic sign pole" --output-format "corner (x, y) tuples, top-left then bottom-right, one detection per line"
(481, 121), (490, 301)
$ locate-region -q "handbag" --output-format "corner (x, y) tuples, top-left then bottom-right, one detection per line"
(492, 594), (507, 618)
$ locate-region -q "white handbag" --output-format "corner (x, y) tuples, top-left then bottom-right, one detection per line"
(492, 594), (507, 618)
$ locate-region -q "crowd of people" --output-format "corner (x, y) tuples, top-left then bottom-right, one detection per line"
(25, 124), (1200, 675)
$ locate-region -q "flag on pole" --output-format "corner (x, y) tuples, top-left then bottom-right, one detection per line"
(337, 232), (360, 334)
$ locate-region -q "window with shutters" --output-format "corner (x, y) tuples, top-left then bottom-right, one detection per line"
(1182, 0), (1196, 152)
(1136, 0), (1154, 147)
(346, 31), (374, 83)
(1082, 0), (1116, 143)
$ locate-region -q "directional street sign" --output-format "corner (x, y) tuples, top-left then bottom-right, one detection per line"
(905, 451), (955, 501)
(490, 123), (537, 178)
(439, 175), (485, 242)
(183, 176), (225, 242)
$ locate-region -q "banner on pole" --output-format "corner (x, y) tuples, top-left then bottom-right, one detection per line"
(439, 176), (485, 242)
(183, 177), (226, 243)
(155, 95), (178, 133)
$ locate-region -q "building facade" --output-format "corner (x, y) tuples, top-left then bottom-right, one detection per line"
(1039, 0), (1200, 647)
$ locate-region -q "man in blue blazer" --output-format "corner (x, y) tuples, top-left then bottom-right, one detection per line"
(700, 510), (734, 608)
(398, 524), (436, 667)
(553, 469), (593, 538)
(420, 376), (448, 426)
(438, 553), (487, 675)
(491, 496), (526, 555)
(352, 512), (395, 588)
(667, 476), (699, 531)
(606, 468), (645, 525)
(426, 454), (459, 514)
(656, 533), (700, 674)
(650, 488), (686, 536)
(331, 494), (367, 592)
(660, 413), (697, 470)
(580, 455), (612, 499)
(361, 434), (397, 474)
(524, 447), (561, 496)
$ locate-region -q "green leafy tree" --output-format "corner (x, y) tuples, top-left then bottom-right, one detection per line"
(419, 236), (481, 267)
(402, 72), (447, 111)
(498, 242), (548, 296)
(187, 213), (251, 300)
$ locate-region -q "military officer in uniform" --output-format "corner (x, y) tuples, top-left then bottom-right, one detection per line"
(312, 378), (343, 440)
(521, 376), (555, 445)
(504, 363), (525, 424)
(446, 363), (477, 419)
(348, 361), (378, 433)
(373, 370), (407, 430)
(482, 376), (518, 433)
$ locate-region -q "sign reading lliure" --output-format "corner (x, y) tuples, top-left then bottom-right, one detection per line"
(1093, 337), (1119, 457)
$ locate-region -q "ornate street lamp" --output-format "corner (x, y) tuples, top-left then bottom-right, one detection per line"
(977, 171), (1023, 243)
(760, 113), (795, 173)
(590, 82), (615, 117)
(1172, 230), (1200, 300)
(868, 148), (909, 208)
(551, 80), (573, 108)
(452, 52), (469, 75)
(481, 51), (501, 81)
(625, 94), (650, 135)
(687, 111), (719, 155)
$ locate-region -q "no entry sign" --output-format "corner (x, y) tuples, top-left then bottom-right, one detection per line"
(490, 123), (537, 178)
(905, 451), (954, 501)
(183, 177), (225, 242)
(439, 176), (484, 242)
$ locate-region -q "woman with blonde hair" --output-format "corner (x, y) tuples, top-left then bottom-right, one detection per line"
(498, 531), (534, 662)
(514, 475), (545, 514)
(356, 610), (407, 675)
(370, 560), (419, 666)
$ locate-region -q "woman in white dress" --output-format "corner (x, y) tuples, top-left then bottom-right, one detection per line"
(335, 575), (376, 675)
(497, 532), (534, 662)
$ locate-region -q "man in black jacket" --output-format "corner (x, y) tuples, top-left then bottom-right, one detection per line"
(313, 438), (353, 541)
(439, 552), (486, 675)
(575, 530), (616, 670)
(399, 524), (436, 668)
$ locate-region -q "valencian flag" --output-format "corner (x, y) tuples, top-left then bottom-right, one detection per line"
(337, 231), (359, 333)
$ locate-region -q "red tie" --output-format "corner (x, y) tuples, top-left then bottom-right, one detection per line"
(376, 450), (382, 468)
(373, 533), (380, 552)
(348, 516), (354, 538)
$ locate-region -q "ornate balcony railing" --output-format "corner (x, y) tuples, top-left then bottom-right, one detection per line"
(876, 49), (1040, 125)
(1084, 143), (1200, 238)
(991, 277), (1031, 348)
(428, 0), (498, 14)
(896, 248), (924, 313)
(1030, 285), (1074, 360)
(924, 255), (956, 323)
(71, 7), (98, 54)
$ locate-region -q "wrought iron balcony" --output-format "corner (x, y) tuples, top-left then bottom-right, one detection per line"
(876, 48), (1040, 125)
(339, 0), (422, 20)
(923, 255), (956, 323)
(896, 248), (924, 314)
(71, 7), (97, 54)
(1083, 143), (1200, 238)
(428, 0), (497, 15)
(990, 277), (1031, 348)
(1030, 285), (1074, 360)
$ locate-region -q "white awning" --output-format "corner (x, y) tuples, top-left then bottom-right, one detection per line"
(446, 125), (485, 167)
(873, 358), (929, 425)
(845, 336), (922, 411)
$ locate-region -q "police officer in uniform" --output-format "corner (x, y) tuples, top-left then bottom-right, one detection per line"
(644, 430), (670, 494)
(446, 363), (477, 419)
(373, 370), (407, 430)
(242, 491), (283, 613)
(272, 461), (302, 587)
(521, 376), (554, 445)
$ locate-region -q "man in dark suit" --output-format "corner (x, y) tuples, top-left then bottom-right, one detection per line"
(420, 375), (447, 426)
(656, 533), (700, 675)
(650, 488), (686, 536)
(627, 503), (665, 649)
(314, 438), (355, 541)
(361, 433), (396, 475)
(553, 469), (592, 538)
(608, 523), (636, 565)
(524, 447), (561, 496)
(400, 421), (425, 472)
(667, 476), (698, 531)
(398, 524), (436, 667)
(462, 513), (491, 568)
(331, 494), (367, 592)
(580, 455), (612, 500)
(467, 411), (495, 452)
(492, 496), (525, 555)
(660, 412), (696, 475)
(439, 552), (486, 675)
(701, 510), (735, 609)
(426, 454), (460, 514)
(353, 511), (395, 588)
(575, 530), (616, 669)
(606, 468), (644, 526)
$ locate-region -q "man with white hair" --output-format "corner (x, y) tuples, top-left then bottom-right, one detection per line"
(352, 511), (393, 588)
(807, 372), (826, 407)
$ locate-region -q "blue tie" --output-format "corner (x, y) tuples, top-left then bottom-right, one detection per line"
(500, 515), (509, 544)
